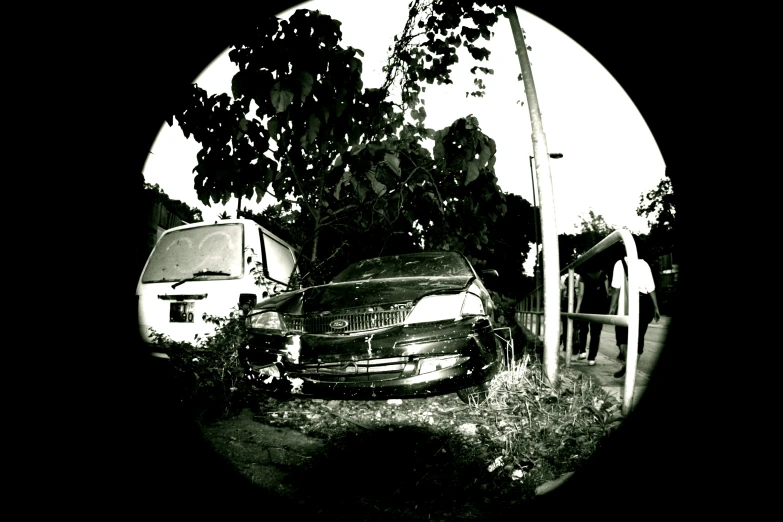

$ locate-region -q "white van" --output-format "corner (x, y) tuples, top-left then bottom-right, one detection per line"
(136, 218), (299, 355)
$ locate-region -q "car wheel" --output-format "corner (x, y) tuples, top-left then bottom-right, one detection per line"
(457, 382), (490, 404)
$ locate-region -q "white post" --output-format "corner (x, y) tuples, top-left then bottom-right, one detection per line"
(620, 232), (640, 415)
(507, 6), (561, 386)
(565, 268), (575, 367)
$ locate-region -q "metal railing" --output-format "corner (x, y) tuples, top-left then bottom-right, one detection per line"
(515, 228), (641, 415)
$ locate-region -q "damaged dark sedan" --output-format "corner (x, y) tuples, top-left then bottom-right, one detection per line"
(243, 251), (504, 403)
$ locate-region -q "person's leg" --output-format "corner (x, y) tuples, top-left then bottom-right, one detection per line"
(561, 314), (567, 351)
(614, 325), (629, 377)
(616, 296), (654, 377)
(575, 320), (588, 355)
(587, 322), (603, 363)
(637, 294), (654, 355)
(615, 326), (628, 359)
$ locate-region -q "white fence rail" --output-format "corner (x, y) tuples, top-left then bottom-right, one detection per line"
(515, 228), (641, 415)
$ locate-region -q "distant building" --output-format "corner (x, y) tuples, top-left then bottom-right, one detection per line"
(146, 200), (189, 249)
(137, 183), (198, 276)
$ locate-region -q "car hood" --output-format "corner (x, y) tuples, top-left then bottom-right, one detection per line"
(253, 276), (473, 315)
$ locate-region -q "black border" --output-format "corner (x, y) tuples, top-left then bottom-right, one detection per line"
(75, 1), (712, 516)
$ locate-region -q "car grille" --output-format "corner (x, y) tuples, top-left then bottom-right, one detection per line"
(298, 356), (409, 381)
(283, 309), (410, 334)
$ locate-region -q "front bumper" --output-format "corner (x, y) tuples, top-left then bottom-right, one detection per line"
(244, 317), (502, 399)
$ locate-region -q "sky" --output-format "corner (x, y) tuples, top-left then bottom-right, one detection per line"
(142, 1), (666, 275)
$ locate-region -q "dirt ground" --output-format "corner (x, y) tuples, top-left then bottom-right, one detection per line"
(195, 391), (574, 520)
(114, 358), (621, 519)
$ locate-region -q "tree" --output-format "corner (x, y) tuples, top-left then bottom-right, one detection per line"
(479, 193), (537, 298)
(170, 5), (515, 285)
(538, 211), (616, 273)
(636, 175), (675, 262)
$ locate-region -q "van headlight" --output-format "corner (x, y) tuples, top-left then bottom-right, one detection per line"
(246, 311), (286, 331)
(403, 292), (485, 325)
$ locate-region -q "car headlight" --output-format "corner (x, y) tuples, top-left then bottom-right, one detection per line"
(417, 355), (470, 374)
(403, 292), (485, 325)
(246, 311), (286, 330)
(252, 362), (282, 379)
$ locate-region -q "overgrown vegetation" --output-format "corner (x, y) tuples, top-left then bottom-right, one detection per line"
(151, 315), (622, 511)
(168, 3), (534, 288)
(149, 311), (255, 423)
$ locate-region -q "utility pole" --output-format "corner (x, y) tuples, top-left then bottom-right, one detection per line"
(507, 5), (561, 386)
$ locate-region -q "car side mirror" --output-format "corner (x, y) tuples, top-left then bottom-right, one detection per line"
(481, 269), (499, 278)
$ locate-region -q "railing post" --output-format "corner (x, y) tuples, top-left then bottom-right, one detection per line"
(565, 268), (575, 366)
(538, 287), (544, 339)
(621, 234), (640, 416)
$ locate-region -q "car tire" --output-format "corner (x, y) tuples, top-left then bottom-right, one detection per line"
(457, 382), (490, 404)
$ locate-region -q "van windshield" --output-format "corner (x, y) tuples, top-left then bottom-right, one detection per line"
(142, 223), (244, 283)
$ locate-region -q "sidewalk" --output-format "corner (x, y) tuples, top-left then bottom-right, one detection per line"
(564, 316), (670, 407)
(515, 323), (656, 410)
(562, 350), (649, 409)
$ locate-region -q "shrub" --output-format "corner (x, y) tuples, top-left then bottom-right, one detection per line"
(149, 309), (256, 423)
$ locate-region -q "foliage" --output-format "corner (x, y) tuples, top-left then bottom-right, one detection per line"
(637, 176), (675, 233)
(489, 289), (516, 328)
(636, 175), (675, 262)
(169, 4), (522, 287)
(477, 193), (537, 298)
(481, 357), (623, 499)
(381, 0), (507, 104)
(149, 310), (255, 423)
(543, 210), (616, 272)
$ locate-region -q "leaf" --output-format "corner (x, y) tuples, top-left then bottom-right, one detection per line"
(487, 155), (496, 169)
(384, 153), (401, 176)
(477, 141), (491, 168)
(306, 114), (321, 144)
(270, 82), (294, 114)
(299, 71), (314, 102)
(465, 160), (480, 185)
(367, 171), (386, 196)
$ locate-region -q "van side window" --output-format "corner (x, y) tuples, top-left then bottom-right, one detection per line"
(260, 230), (297, 286)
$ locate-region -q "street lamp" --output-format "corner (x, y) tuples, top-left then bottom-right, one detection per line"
(529, 153), (563, 290)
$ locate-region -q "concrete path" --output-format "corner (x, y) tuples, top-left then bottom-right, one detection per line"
(516, 314), (670, 409)
(562, 316), (669, 408)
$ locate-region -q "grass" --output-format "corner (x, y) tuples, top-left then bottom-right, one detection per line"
(476, 353), (623, 496)
(199, 351), (625, 517)
(159, 322), (627, 516)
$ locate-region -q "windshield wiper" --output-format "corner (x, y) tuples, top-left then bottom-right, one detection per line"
(172, 270), (230, 289)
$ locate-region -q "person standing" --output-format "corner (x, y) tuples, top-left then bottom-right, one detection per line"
(573, 265), (610, 365)
(609, 243), (661, 378)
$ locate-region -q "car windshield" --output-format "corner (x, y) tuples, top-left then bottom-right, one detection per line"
(142, 223), (243, 283)
(331, 252), (473, 282)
